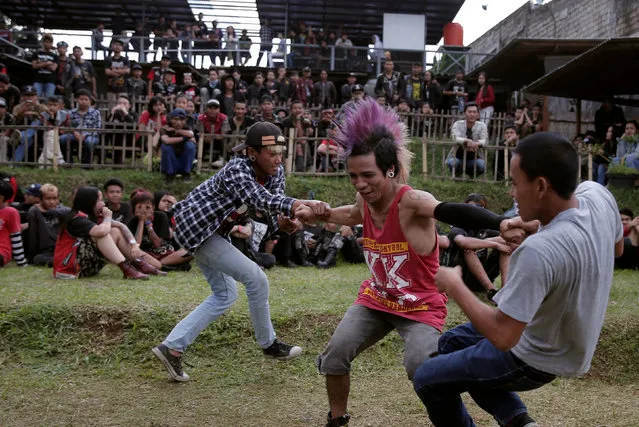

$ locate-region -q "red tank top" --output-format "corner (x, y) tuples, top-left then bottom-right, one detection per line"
(355, 185), (447, 330)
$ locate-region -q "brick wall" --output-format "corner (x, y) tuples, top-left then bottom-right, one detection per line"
(470, 0), (639, 65)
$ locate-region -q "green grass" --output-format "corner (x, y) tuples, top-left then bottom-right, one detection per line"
(2, 162), (639, 425)
(0, 263), (638, 426)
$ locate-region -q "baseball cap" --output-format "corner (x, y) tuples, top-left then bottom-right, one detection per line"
(260, 95), (273, 104)
(351, 84), (364, 93)
(111, 38), (124, 45)
(206, 99), (220, 108)
(302, 66), (311, 72)
(232, 122), (286, 153)
(25, 183), (42, 197)
(57, 41), (68, 48)
(161, 54), (171, 61)
(132, 63), (142, 70)
(347, 72), (356, 77)
(0, 98), (6, 108)
(23, 85), (37, 95)
(169, 108), (187, 119)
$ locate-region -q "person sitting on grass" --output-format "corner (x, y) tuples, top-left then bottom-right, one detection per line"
(53, 186), (165, 280)
(0, 180), (27, 268)
(104, 178), (132, 225)
(441, 193), (512, 302)
(128, 189), (192, 272)
(616, 208), (639, 270)
(160, 108), (196, 184)
(26, 183), (69, 267)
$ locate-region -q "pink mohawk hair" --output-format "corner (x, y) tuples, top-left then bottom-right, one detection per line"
(335, 97), (413, 183)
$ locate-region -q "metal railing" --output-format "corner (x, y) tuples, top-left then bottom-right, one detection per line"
(5, 30), (494, 74)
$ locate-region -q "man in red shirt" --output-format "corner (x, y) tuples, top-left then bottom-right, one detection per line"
(296, 98), (527, 427)
(198, 99), (229, 167)
(0, 180), (27, 268)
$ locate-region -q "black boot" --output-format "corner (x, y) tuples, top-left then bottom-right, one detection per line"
(317, 248), (337, 269)
(326, 411), (350, 427)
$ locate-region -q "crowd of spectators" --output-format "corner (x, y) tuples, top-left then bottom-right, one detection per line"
(1, 30), (638, 180)
(0, 173), (365, 275)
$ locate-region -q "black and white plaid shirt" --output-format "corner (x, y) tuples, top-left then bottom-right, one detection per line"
(259, 26), (273, 47)
(172, 156), (295, 251)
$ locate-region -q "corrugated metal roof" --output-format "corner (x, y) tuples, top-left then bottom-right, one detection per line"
(525, 38), (639, 104)
(2, 0), (195, 31)
(467, 38), (603, 90)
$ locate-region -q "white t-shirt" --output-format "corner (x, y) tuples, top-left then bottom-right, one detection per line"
(494, 181), (623, 376)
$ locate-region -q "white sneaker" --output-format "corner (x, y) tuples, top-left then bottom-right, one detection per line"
(212, 158), (225, 168)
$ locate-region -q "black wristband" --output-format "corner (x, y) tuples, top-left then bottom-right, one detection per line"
(434, 202), (506, 231)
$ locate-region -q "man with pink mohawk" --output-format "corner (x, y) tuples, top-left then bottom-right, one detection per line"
(296, 98), (533, 427)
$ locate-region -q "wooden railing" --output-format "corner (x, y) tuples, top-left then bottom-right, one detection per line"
(1, 112), (597, 182)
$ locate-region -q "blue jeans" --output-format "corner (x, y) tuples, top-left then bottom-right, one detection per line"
(60, 133), (99, 163)
(161, 140), (196, 175)
(163, 233), (276, 352)
(34, 82), (56, 98)
(413, 322), (556, 427)
(596, 163), (608, 185)
(447, 157), (485, 176)
(13, 119), (41, 162)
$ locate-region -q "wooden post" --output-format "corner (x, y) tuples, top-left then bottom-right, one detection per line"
(52, 126), (59, 172)
(197, 134), (204, 174)
(504, 145), (509, 185)
(147, 133), (153, 172)
(286, 128), (295, 175)
(422, 137), (428, 179)
(587, 152), (593, 181)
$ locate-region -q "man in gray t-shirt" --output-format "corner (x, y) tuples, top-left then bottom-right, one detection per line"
(413, 133), (624, 427)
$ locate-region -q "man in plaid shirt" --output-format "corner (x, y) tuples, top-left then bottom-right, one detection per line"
(60, 89), (101, 164)
(152, 122), (329, 382)
(256, 19), (273, 67)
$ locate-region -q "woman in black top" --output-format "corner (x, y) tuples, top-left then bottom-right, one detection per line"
(53, 187), (165, 279)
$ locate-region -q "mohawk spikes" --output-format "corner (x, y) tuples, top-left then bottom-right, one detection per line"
(335, 97), (408, 156)
(335, 97), (413, 183)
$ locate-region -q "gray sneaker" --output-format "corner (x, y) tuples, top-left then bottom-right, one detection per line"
(152, 344), (190, 382)
(263, 338), (303, 360)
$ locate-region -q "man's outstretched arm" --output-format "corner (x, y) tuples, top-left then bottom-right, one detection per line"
(403, 190), (538, 243)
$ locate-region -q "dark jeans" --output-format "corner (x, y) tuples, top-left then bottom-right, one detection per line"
(413, 322), (556, 427)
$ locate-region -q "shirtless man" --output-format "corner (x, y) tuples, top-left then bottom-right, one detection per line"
(296, 98), (525, 427)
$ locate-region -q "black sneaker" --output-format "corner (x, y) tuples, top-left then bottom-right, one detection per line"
(326, 411), (350, 427)
(183, 173), (192, 183)
(152, 344), (190, 382)
(263, 338), (303, 360)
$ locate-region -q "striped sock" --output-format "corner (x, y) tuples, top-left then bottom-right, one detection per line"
(10, 232), (27, 266)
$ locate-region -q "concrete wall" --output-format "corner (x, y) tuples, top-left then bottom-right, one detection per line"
(468, 0), (639, 125)
(469, 0), (639, 68)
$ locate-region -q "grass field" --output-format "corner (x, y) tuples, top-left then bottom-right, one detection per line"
(1, 165), (639, 426)
(1, 262), (638, 427)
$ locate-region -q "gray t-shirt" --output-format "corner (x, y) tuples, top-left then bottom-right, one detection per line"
(494, 181), (623, 377)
